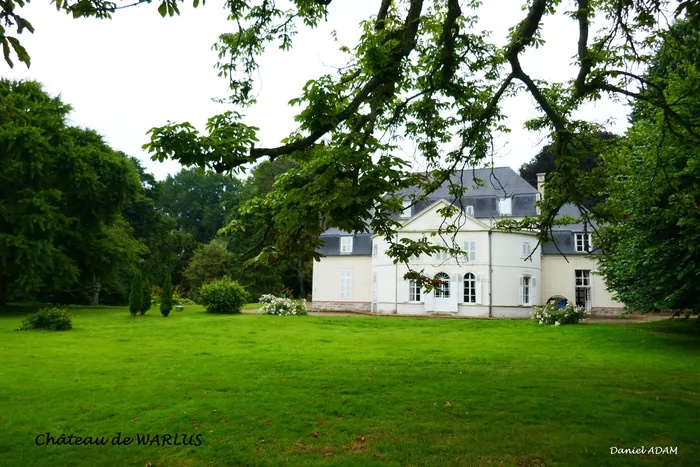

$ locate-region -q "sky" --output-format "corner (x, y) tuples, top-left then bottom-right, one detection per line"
(2, 0), (632, 180)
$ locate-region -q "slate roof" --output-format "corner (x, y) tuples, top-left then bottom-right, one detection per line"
(398, 167), (539, 198)
(317, 167), (598, 256)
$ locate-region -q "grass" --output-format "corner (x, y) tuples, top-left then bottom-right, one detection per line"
(241, 302), (262, 310)
(0, 306), (699, 467)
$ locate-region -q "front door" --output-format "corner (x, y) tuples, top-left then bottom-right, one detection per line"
(433, 273), (458, 312)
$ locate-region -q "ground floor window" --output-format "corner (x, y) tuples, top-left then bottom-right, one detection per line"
(464, 273), (476, 303)
(409, 279), (421, 302)
(434, 272), (450, 298)
(575, 270), (591, 310)
(519, 275), (536, 305)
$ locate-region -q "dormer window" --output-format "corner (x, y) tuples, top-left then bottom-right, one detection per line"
(340, 236), (354, 254)
(575, 233), (593, 252)
(498, 197), (512, 216)
(466, 205), (475, 216)
(400, 200), (411, 218)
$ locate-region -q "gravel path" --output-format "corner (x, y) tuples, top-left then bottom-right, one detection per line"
(242, 309), (689, 323)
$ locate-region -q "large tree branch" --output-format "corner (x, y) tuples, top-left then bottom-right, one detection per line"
(507, 0), (566, 132)
(573, 0), (592, 97)
(375, 0), (393, 31)
(249, 0), (424, 160)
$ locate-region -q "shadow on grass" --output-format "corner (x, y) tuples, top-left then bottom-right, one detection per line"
(644, 318), (700, 335)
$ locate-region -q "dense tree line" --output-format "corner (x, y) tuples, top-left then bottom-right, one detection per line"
(0, 79), (310, 307)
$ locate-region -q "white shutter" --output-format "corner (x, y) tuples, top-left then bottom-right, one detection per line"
(372, 273), (377, 301)
(463, 240), (476, 262)
(475, 274), (482, 304)
(531, 277), (537, 305)
(339, 269), (353, 300)
(423, 283), (434, 311)
(519, 276), (524, 305)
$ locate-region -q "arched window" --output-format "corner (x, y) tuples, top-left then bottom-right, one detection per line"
(434, 272), (450, 298)
(464, 273), (476, 303)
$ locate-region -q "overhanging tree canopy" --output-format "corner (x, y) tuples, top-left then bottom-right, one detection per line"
(5, 0), (700, 287)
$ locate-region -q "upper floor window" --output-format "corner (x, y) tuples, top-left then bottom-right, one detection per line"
(434, 272), (450, 298)
(436, 240), (451, 262)
(522, 241), (532, 260)
(575, 233), (593, 252)
(400, 200), (412, 218)
(466, 205), (475, 216)
(409, 280), (421, 302)
(498, 197), (512, 216)
(340, 236), (354, 254)
(463, 240), (476, 262)
(372, 244), (378, 257)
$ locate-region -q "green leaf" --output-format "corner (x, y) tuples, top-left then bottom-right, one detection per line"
(1, 39), (13, 68)
(7, 37), (31, 67)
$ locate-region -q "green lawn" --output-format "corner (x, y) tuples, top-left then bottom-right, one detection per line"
(0, 306), (698, 467)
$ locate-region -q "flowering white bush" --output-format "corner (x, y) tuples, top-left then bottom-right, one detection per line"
(531, 302), (589, 325)
(259, 294), (308, 316)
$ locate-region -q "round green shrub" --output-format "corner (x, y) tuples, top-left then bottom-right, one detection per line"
(199, 277), (248, 314)
(20, 308), (72, 331)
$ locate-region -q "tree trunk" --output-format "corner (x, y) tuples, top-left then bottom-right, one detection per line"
(90, 274), (100, 306)
(0, 273), (7, 308)
(297, 258), (306, 298)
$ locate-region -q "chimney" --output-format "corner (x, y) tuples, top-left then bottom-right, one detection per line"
(536, 173), (546, 214)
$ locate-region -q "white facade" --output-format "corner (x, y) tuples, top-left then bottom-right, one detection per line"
(312, 198), (623, 317)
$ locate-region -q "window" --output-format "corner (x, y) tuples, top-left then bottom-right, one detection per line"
(498, 197), (512, 216)
(463, 240), (476, 262)
(340, 236), (353, 254)
(372, 244), (378, 257)
(436, 240), (451, 261)
(409, 279), (421, 302)
(466, 205), (475, 216)
(400, 200), (411, 218)
(434, 272), (450, 299)
(575, 270), (591, 287)
(522, 241), (532, 259)
(339, 269), (353, 299)
(575, 270), (591, 310)
(519, 275), (537, 305)
(575, 233), (593, 252)
(464, 273), (477, 303)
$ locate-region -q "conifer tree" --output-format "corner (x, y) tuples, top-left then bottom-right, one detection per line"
(160, 273), (173, 317)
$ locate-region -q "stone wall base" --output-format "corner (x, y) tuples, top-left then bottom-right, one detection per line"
(591, 307), (626, 317)
(310, 301), (371, 312)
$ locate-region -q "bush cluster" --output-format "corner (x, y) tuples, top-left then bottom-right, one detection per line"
(531, 302), (589, 326)
(20, 308), (73, 331)
(151, 294), (196, 307)
(259, 294), (308, 316)
(199, 277), (248, 314)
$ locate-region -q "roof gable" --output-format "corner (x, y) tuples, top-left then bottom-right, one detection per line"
(395, 199), (492, 233)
